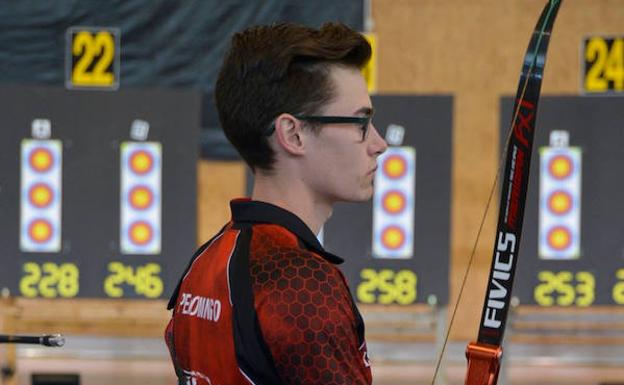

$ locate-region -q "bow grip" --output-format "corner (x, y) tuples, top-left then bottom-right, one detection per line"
(464, 342), (503, 385)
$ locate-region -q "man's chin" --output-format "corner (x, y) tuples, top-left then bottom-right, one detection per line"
(332, 186), (374, 203)
(351, 188), (374, 202)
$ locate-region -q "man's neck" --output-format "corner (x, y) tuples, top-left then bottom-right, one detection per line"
(251, 173), (332, 235)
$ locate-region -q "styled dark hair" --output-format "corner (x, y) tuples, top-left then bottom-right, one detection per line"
(215, 22), (371, 172)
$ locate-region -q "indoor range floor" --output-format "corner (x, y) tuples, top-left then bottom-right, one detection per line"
(4, 336), (624, 385)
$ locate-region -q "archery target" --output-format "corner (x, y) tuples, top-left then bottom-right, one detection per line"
(539, 146), (581, 259)
(120, 141), (162, 254)
(372, 146), (415, 259)
(20, 139), (63, 252)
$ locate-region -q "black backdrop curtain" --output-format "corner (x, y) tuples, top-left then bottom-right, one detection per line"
(0, 0), (363, 158)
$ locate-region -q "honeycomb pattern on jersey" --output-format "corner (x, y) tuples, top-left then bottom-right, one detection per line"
(249, 225), (371, 385)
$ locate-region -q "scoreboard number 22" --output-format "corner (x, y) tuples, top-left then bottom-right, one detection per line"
(66, 27), (120, 89)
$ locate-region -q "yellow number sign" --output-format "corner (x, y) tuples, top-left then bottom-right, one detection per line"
(584, 36), (624, 93)
(534, 270), (595, 307)
(361, 33), (377, 94)
(19, 262), (79, 298)
(67, 27), (120, 89)
(613, 269), (624, 304)
(356, 268), (417, 305)
(104, 261), (164, 299)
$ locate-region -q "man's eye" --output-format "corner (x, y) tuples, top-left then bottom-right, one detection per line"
(362, 118), (371, 133)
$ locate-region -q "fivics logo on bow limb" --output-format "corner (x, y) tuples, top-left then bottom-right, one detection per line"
(482, 98), (536, 333)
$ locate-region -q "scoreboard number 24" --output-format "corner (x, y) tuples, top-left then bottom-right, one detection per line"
(584, 36), (624, 93)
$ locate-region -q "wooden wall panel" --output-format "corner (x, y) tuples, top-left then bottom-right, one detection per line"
(372, 0), (624, 339)
(196, 160), (246, 242)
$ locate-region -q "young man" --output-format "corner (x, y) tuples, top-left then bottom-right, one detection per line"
(165, 22), (387, 385)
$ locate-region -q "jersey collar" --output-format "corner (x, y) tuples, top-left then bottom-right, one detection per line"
(230, 198), (344, 265)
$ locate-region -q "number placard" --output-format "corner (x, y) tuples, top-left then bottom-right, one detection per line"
(19, 262), (80, 298)
(103, 261), (164, 299)
(66, 27), (120, 89)
(583, 36), (624, 94)
(356, 268), (417, 305)
(612, 269), (624, 305)
(533, 270), (595, 307)
(361, 33), (377, 94)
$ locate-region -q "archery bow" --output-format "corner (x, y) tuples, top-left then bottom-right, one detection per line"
(431, 2), (563, 385)
(465, 1), (562, 384)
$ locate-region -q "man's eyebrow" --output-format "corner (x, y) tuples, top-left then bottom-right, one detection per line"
(354, 106), (374, 116)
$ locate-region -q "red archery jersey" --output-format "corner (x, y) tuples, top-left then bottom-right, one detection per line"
(165, 199), (371, 385)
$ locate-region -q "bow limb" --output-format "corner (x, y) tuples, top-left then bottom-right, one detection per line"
(464, 1), (563, 385)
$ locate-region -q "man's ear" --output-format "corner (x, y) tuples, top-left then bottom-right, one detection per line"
(273, 113), (306, 156)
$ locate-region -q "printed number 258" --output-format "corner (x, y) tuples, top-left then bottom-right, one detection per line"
(356, 268), (417, 305)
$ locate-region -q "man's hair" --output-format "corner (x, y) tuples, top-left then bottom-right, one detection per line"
(215, 22), (371, 172)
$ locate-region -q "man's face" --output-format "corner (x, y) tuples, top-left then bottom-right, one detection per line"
(301, 65), (388, 203)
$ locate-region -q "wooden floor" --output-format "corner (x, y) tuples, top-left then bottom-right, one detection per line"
(9, 358), (624, 385)
(4, 337), (624, 385)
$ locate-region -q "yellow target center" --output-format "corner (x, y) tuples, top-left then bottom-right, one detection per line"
(549, 191), (571, 215)
(381, 226), (405, 249)
(30, 184), (53, 208)
(548, 227), (571, 250)
(549, 156), (572, 179)
(130, 151), (153, 174)
(130, 222), (152, 245)
(383, 191), (406, 214)
(383, 156), (407, 179)
(129, 186), (153, 210)
(30, 149), (53, 172)
(29, 219), (52, 243)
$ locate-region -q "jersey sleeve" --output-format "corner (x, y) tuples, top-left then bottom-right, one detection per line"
(250, 248), (371, 385)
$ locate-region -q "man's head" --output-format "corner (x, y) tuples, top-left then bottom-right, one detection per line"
(215, 22), (373, 172)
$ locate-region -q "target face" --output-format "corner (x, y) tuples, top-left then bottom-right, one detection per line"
(120, 141), (162, 254)
(539, 146), (581, 260)
(381, 225), (406, 250)
(28, 218), (54, 244)
(382, 155), (408, 179)
(548, 154), (573, 180)
(547, 190), (572, 215)
(382, 190), (406, 215)
(20, 139), (62, 253)
(547, 226), (572, 251)
(372, 146), (415, 259)
(128, 221), (153, 246)
(29, 147), (54, 173)
(129, 150), (154, 175)
(28, 183), (54, 208)
(128, 185), (153, 210)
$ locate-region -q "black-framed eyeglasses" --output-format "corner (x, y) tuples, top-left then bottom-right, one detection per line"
(265, 115), (372, 141)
